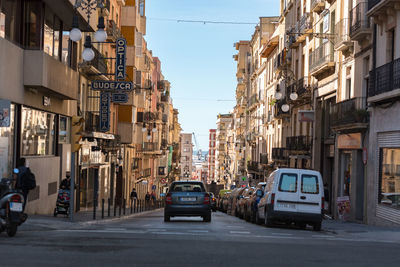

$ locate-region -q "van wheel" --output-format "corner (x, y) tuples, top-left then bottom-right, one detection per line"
(264, 210), (273, 227)
(313, 222), (322, 231)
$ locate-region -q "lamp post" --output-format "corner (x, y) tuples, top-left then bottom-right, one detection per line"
(70, 0), (108, 61)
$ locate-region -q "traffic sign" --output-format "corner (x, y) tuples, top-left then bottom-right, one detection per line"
(112, 93), (128, 103)
(160, 178), (166, 184)
(152, 185), (156, 190)
(115, 38), (126, 80)
(99, 92), (110, 132)
(91, 80), (134, 91)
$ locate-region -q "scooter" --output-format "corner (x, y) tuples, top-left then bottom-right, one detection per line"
(0, 169), (26, 237)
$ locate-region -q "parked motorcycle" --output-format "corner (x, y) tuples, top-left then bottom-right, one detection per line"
(0, 169), (27, 237)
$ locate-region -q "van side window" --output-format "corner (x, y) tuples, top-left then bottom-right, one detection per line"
(301, 175), (319, 194)
(278, 173), (298, 193)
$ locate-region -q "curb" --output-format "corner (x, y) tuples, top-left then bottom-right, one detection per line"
(78, 208), (164, 226)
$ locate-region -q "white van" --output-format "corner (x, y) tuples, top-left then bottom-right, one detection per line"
(256, 168), (324, 231)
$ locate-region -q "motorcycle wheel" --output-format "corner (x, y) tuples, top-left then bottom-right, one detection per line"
(6, 223), (17, 237)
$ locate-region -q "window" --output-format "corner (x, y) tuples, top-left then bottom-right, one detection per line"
(23, 0), (42, 49)
(0, 103), (15, 177)
(170, 182), (205, 192)
(379, 148), (400, 209)
(59, 116), (70, 144)
(139, 0), (145, 16)
(278, 173), (297, 192)
(301, 175), (319, 194)
(0, 0), (22, 43)
(21, 107), (56, 156)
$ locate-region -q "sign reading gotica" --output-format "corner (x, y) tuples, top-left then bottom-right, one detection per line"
(99, 92), (110, 132)
(91, 80), (134, 91)
(115, 38), (126, 80)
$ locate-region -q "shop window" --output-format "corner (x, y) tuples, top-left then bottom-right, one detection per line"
(379, 148), (400, 210)
(21, 107), (56, 156)
(0, 103), (15, 177)
(59, 116), (70, 144)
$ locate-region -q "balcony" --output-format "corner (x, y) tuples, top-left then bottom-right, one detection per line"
(22, 50), (79, 100)
(334, 19), (353, 52)
(350, 2), (372, 42)
(368, 0), (400, 18)
(331, 97), (368, 131)
(297, 77), (311, 98)
(161, 94), (169, 102)
(311, 0), (325, 14)
(309, 42), (335, 78)
(296, 13), (313, 43)
(106, 20), (122, 42)
(84, 112), (100, 132)
(286, 136), (312, 152)
(272, 148), (288, 161)
(248, 94), (259, 109)
(79, 46), (107, 77)
(274, 49), (287, 73)
(368, 58), (400, 102)
(138, 142), (159, 153)
(247, 161), (259, 173)
(142, 168), (151, 178)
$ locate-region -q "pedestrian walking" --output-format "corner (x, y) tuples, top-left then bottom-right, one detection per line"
(130, 188), (137, 209)
(145, 191), (151, 208)
(151, 191), (156, 208)
(15, 158), (36, 210)
(60, 171), (72, 190)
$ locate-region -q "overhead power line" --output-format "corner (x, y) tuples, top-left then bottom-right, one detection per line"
(148, 17), (258, 25)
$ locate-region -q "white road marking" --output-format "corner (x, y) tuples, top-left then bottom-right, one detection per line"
(271, 233), (293, 236)
(255, 235), (305, 240)
(188, 230), (209, 233)
(147, 229), (167, 232)
(151, 231), (202, 236)
(56, 229), (146, 234)
(230, 231), (250, 234)
(312, 235), (329, 238)
(103, 228), (127, 231)
(226, 226), (244, 228)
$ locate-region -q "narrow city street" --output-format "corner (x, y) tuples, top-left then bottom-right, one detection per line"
(0, 210), (399, 266)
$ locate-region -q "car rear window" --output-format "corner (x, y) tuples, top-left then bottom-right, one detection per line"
(278, 173), (298, 193)
(301, 175), (319, 194)
(170, 183), (205, 192)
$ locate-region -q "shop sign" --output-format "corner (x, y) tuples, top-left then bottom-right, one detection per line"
(112, 93), (128, 103)
(115, 38), (126, 80)
(337, 133), (362, 149)
(0, 99), (10, 127)
(99, 92), (110, 132)
(298, 110), (314, 122)
(91, 80), (134, 91)
(336, 196), (351, 221)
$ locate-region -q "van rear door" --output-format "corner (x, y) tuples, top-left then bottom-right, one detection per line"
(297, 173), (321, 214)
(275, 172), (299, 213)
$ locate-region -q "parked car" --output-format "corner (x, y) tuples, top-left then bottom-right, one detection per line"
(244, 182), (266, 222)
(237, 187), (255, 219)
(209, 192), (217, 212)
(256, 168), (324, 231)
(228, 187), (246, 216)
(221, 192), (231, 212)
(217, 189), (231, 211)
(164, 181), (212, 222)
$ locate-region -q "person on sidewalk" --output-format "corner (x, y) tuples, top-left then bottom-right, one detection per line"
(60, 172), (72, 190)
(15, 158), (32, 211)
(130, 188), (137, 209)
(145, 192), (151, 208)
(151, 191), (156, 208)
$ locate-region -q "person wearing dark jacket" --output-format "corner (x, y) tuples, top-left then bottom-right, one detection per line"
(60, 172), (71, 190)
(16, 158), (29, 210)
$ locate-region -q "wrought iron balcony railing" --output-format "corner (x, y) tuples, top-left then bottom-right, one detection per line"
(334, 19), (353, 50)
(106, 20), (121, 41)
(138, 142), (159, 152)
(330, 97), (368, 127)
(311, 0), (325, 14)
(286, 136), (312, 152)
(309, 42), (334, 74)
(350, 2), (371, 39)
(84, 111), (100, 132)
(272, 148), (288, 161)
(369, 58), (400, 97)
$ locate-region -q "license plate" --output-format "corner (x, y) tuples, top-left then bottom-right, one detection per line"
(277, 203), (296, 209)
(181, 197), (196, 202)
(10, 202), (23, 212)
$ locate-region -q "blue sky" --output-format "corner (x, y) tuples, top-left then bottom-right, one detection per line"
(145, 0), (279, 150)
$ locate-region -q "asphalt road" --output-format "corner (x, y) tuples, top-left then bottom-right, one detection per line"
(0, 210), (399, 267)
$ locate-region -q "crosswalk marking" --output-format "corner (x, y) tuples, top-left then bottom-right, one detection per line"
(230, 231), (250, 234)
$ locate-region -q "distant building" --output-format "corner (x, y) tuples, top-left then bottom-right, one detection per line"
(180, 133), (193, 179)
(208, 129), (217, 183)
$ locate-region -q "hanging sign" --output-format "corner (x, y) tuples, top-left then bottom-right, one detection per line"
(91, 80), (134, 91)
(99, 92), (110, 132)
(115, 38), (126, 80)
(112, 93), (128, 103)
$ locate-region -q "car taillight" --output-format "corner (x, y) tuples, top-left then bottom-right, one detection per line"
(212, 198), (215, 202)
(10, 194), (21, 202)
(204, 194), (210, 204)
(321, 197), (325, 210)
(166, 194), (172, 205)
(271, 193), (275, 206)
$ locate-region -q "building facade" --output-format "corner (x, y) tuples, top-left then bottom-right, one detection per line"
(180, 133), (193, 179)
(208, 129), (216, 183)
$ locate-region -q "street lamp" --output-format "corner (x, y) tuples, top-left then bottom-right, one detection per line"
(70, 0), (108, 61)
